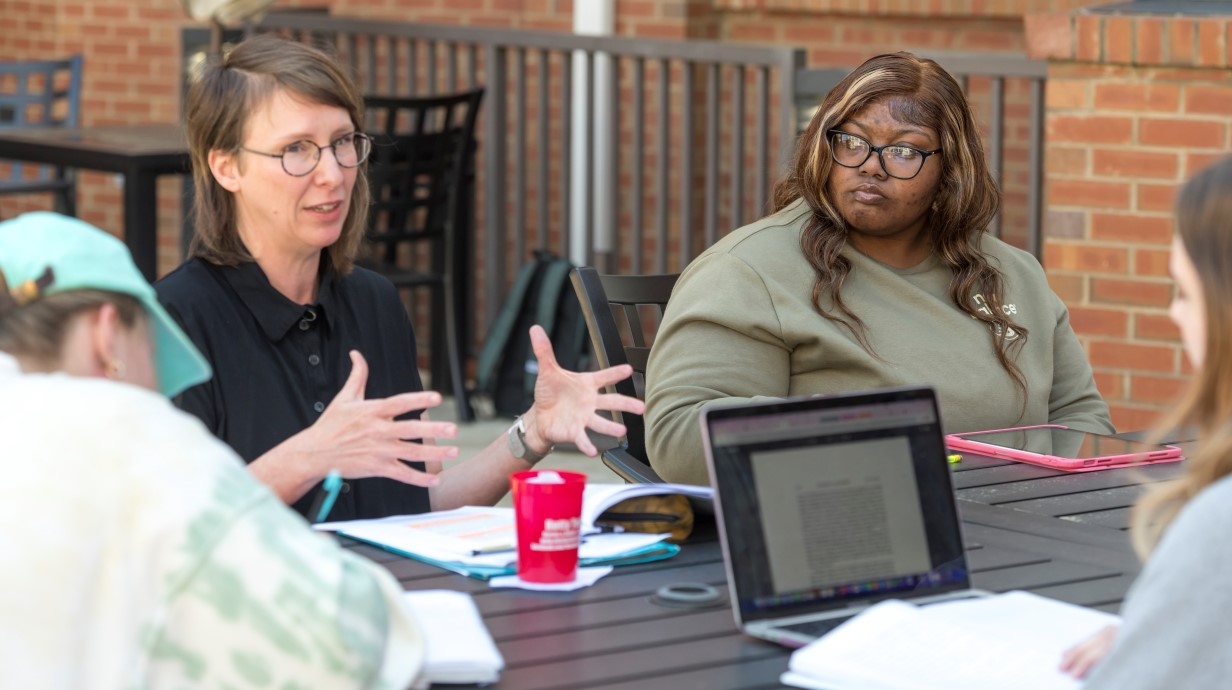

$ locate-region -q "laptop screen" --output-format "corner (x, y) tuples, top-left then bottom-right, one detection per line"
(702, 387), (970, 623)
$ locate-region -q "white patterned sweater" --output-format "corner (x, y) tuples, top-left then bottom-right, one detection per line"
(0, 352), (423, 689)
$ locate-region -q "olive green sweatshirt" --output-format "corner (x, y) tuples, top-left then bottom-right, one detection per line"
(645, 199), (1113, 486)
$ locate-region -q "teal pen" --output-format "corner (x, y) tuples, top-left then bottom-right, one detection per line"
(312, 470), (344, 524)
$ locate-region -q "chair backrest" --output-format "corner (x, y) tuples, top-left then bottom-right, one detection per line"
(571, 266), (679, 469)
(363, 88), (483, 263)
(0, 55), (82, 182)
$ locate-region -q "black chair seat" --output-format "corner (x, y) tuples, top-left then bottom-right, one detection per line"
(0, 55), (82, 216)
(362, 262), (447, 289)
(570, 266), (680, 484)
(0, 178), (75, 194)
(363, 88), (483, 422)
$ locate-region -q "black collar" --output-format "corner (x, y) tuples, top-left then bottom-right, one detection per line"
(218, 258), (340, 342)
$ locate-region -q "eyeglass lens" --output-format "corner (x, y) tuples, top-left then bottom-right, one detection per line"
(830, 132), (927, 180)
(282, 133), (371, 176)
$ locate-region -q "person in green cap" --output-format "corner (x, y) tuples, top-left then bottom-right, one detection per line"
(0, 212), (426, 688)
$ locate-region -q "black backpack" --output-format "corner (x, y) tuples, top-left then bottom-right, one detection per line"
(474, 250), (590, 418)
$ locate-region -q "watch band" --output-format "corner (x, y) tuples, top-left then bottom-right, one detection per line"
(508, 415), (552, 464)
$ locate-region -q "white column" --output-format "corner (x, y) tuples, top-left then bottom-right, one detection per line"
(570, 0), (615, 267)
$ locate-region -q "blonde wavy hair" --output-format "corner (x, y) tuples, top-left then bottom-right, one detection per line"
(773, 52), (1028, 402)
(1131, 157), (1232, 558)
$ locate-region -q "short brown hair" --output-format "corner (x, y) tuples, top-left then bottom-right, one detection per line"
(185, 34), (370, 274)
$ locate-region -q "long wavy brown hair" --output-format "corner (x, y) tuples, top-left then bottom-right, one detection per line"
(185, 34), (370, 274)
(1131, 157), (1232, 558)
(773, 52), (1027, 400)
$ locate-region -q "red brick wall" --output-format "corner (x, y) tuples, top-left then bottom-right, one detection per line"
(1027, 11), (1230, 431)
(2, 0), (191, 264)
(0, 0), (701, 272)
(6, 0), (1192, 423)
(0, 0), (1033, 261)
(716, 0), (1099, 16)
(1, 0), (1100, 249)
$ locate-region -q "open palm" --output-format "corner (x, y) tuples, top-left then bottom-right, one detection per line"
(527, 325), (645, 456)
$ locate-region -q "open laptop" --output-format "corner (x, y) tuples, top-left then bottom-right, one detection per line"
(700, 386), (988, 649)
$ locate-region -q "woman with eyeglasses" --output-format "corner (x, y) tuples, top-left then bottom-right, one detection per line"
(645, 52), (1112, 485)
(157, 35), (642, 520)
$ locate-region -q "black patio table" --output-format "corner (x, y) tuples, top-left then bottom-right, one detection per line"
(346, 455), (1160, 689)
(0, 124), (191, 281)
(951, 433), (1196, 531)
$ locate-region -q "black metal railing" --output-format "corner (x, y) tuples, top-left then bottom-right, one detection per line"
(257, 10), (806, 333)
(253, 12), (1047, 369)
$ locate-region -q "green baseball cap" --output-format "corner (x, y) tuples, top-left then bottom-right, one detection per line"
(0, 212), (211, 397)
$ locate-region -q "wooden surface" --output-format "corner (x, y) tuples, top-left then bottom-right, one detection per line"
(350, 452), (1174, 689)
(0, 124), (189, 171)
(0, 124), (191, 280)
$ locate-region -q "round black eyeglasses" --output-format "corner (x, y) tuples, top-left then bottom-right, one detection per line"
(240, 132), (372, 177)
(827, 129), (941, 180)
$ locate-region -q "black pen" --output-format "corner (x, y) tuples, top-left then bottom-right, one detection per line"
(470, 544), (517, 556)
(590, 522), (627, 534)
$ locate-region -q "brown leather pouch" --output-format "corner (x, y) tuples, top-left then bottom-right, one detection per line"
(594, 493), (695, 543)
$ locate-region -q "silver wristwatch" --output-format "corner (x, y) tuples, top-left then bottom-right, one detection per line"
(507, 415), (551, 464)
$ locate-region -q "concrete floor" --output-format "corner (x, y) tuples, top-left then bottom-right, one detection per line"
(433, 396), (624, 507)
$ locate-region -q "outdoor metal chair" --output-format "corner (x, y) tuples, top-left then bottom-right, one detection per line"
(0, 55), (82, 216)
(571, 266), (679, 484)
(362, 87), (483, 422)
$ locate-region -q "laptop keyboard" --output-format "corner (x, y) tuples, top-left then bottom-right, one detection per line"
(778, 593), (989, 640)
(778, 616), (853, 638)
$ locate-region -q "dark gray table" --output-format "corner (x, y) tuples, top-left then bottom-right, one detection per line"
(951, 437), (1194, 531)
(0, 124), (191, 281)
(346, 486), (1149, 689)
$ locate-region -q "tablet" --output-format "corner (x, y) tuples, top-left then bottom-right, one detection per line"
(945, 424), (1183, 472)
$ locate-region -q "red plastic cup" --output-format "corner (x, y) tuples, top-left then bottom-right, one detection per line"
(510, 469), (587, 583)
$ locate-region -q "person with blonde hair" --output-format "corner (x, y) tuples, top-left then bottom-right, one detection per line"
(0, 212), (424, 689)
(645, 51), (1111, 484)
(158, 34), (642, 519)
(1059, 156), (1232, 687)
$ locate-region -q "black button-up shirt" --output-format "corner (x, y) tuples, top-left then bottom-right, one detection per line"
(156, 257), (431, 520)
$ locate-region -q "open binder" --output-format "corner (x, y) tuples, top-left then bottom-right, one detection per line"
(324, 482), (710, 580)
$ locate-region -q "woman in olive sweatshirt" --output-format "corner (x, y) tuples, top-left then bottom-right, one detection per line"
(645, 52), (1111, 485)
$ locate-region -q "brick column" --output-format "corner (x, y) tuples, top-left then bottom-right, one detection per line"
(1025, 8), (1232, 430)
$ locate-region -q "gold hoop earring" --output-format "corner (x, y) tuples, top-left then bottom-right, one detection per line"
(105, 359), (126, 381)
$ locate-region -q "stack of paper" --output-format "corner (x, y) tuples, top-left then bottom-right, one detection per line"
(780, 591), (1120, 690)
(402, 590), (504, 688)
(323, 505), (681, 580)
(581, 482), (713, 527)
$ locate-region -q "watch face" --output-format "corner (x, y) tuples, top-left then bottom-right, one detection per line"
(508, 417), (543, 461)
(509, 421), (529, 458)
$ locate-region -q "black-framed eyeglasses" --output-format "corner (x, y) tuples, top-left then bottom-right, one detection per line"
(240, 132), (372, 177)
(827, 129), (941, 180)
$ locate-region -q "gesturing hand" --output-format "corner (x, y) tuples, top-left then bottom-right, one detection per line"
(524, 324), (646, 456)
(297, 350), (460, 486)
